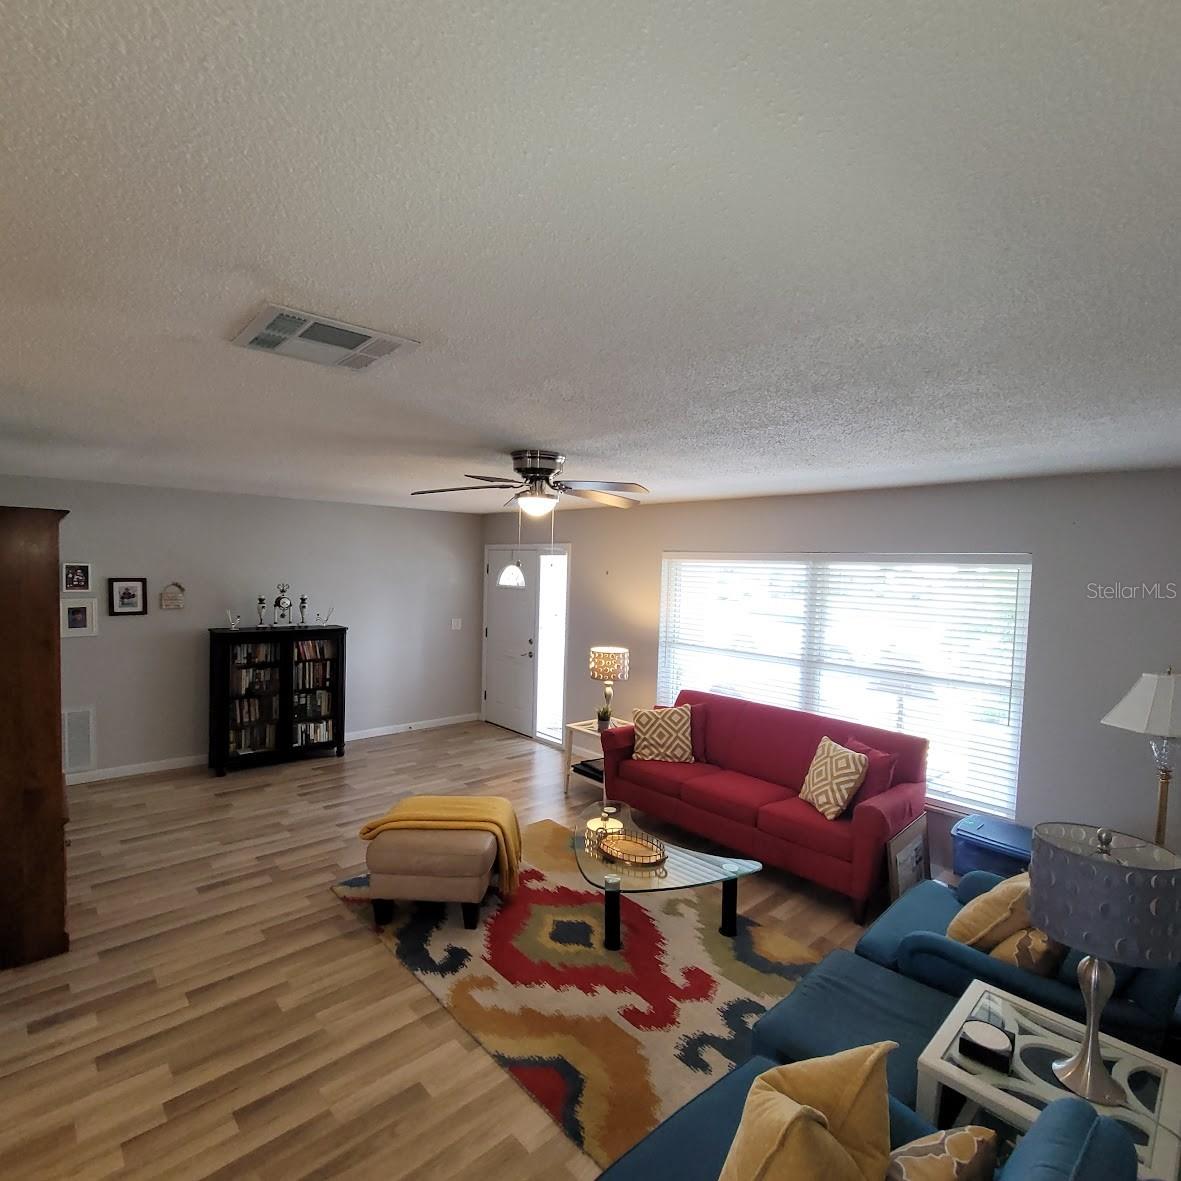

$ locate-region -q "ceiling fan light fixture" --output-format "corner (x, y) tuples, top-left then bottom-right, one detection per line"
(515, 483), (559, 518)
(517, 495), (558, 518)
(412, 449), (648, 511)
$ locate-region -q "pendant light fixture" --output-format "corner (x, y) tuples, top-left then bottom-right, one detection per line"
(496, 505), (528, 588)
(496, 560), (526, 588)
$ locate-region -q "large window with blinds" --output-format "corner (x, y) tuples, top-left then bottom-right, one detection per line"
(657, 555), (1032, 818)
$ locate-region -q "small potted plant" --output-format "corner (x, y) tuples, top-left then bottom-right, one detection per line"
(596, 705), (612, 731)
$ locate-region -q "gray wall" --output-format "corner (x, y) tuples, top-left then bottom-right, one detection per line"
(0, 476), (485, 777)
(485, 469), (1181, 846)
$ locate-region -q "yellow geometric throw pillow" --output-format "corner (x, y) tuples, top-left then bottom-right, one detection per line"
(799, 737), (870, 820)
(719, 1042), (896, 1181)
(632, 705), (694, 763)
(990, 927), (1068, 977)
(946, 873), (1032, 951)
(887, 1126), (997, 1181)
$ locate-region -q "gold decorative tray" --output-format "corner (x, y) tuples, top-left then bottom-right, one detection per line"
(594, 829), (667, 866)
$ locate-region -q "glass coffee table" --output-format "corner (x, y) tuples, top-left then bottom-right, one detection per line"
(573, 800), (761, 951)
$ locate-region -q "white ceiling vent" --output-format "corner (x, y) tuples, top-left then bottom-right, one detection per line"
(231, 305), (419, 371)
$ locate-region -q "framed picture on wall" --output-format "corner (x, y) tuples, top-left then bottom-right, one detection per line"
(62, 562), (92, 593)
(61, 598), (98, 636)
(108, 577), (148, 616)
(887, 813), (930, 900)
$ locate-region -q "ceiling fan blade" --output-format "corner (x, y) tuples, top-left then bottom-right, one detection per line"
(464, 473), (522, 484)
(557, 480), (649, 494)
(411, 484), (517, 495)
(561, 487), (640, 509)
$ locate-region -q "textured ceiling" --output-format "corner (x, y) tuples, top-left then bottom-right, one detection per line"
(3, 1), (1181, 511)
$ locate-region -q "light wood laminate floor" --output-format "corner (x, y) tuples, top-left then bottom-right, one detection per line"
(0, 723), (863, 1180)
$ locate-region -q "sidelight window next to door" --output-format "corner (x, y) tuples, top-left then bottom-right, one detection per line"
(483, 545), (569, 743)
(535, 552), (569, 741)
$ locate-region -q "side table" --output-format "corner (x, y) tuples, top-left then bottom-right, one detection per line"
(916, 979), (1179, 1179)
(562, 718), (621, 798)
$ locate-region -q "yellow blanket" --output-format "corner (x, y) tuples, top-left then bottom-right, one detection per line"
(358, 795), (522, 896)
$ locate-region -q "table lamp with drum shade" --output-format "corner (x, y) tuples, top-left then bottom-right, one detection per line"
(1101, 668), (1179, 847)
(589, 646), (629, 720)
(1028, 822), (1181, 1105)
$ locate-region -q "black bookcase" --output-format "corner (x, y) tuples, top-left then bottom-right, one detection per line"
(208, 625), (347, 775)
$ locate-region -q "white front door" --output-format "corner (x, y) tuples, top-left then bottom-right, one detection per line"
(484, 547), (540, 736)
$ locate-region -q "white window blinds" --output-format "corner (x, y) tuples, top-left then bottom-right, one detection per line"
(657, 555), (1032, 818)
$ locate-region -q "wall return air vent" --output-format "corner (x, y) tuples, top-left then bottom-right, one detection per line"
(230, 304), (419, 371)
(62, 706), (95, 774)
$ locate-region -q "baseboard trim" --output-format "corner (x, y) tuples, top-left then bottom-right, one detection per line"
(345, 714), (480, 741)
(66, 714), (483, 785)
(67, 754), (205, 785)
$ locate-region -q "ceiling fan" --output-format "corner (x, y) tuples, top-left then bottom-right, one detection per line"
(412, 449), (649, 516)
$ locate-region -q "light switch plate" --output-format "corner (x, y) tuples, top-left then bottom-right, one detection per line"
(451, 618), (462, 630)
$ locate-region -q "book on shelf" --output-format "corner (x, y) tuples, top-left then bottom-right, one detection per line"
(232, 641), (280, 666)
(294, 639), (336, 662)
(228, 723), (277, 754)
(572, 757), (605, 783)
(232, 666), (279, 696)
(294, 719), (334, 746)
(230, 696), (279, 726)
(293, 689), (332, 721)
(294, 661), (332, 690)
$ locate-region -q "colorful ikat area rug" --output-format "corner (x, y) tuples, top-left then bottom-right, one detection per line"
(332, 819), (819, 1167)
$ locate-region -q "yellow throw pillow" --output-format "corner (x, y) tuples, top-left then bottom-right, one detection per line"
(990, 927), (1068, 977)
(632, 705), (694, 763)
(719, 1042), (896, 1181)
(887, 1126), (997, 1181)
(946, 873), (1031, 951)
(799, 737), (870, 820)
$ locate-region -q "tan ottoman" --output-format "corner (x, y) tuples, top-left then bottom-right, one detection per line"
(366, 828), (498, 929)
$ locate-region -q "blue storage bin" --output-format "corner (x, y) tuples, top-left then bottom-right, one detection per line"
(951, 814), (1032, 878)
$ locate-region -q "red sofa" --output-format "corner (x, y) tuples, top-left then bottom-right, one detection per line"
(601, 689), (928, 919)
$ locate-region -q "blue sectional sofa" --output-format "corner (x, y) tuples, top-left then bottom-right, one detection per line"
(599, 1051), (935, 1181)
(603, 1044), (1135, 1181)
(601, 950), (958, 1179)
(855, 872), (1181, 1049)
(750, 949), (954, 1108)
(599, 892), (1143, 1181)
(601, 876), (1154, 1180)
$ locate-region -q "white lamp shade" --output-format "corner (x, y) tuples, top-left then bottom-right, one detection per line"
(1101, 672), (1181, 738)
(516, 492), (558, 518)
(589, 646), (629, 682)
(496, 561), (526, 588)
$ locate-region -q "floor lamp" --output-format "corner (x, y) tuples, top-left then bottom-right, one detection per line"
(1102, 668), (1179, 847)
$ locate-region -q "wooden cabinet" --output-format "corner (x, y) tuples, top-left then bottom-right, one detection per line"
(0, 507), (69, 969)
(208, 625), (347, 775)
